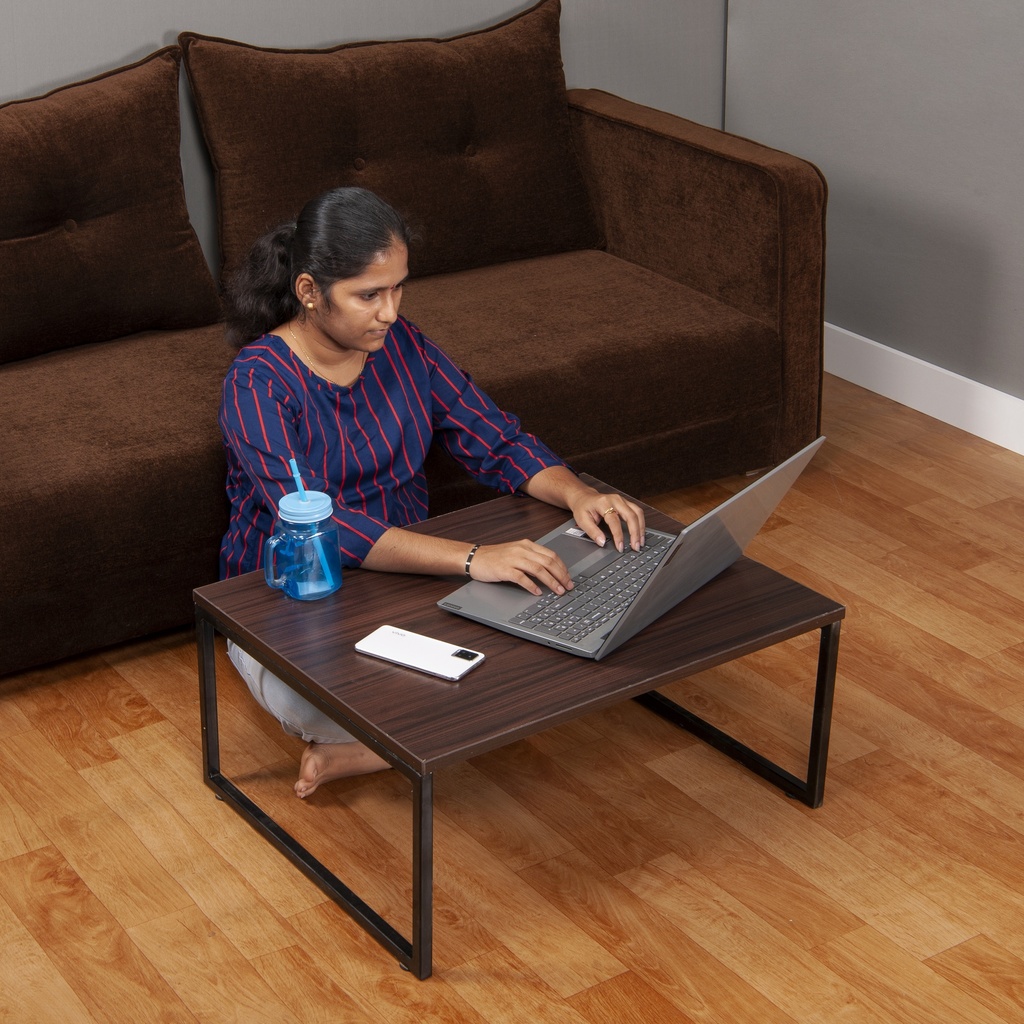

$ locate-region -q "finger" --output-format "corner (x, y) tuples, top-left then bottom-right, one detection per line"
(620, 502), (646, 549)
(601, 499), (647, 550)
(510, 570), (545, 597)
(498, 543), (572, 595)
(527, 547), (572, 593)
(512, 563), (569, 596)
(597, 503), (627, 552)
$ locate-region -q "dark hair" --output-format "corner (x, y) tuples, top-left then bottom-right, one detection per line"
(223, 187), (413, 345)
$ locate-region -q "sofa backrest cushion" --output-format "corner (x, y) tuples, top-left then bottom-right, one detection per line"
(179, 0), (599, 282)
(0, 47), (221, 365)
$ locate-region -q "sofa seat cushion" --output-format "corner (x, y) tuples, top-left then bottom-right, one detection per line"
(0, 47), (221, 365)
(1, 325), (236, 671)
(402, 249), (781, 505)
(179, 0), (598, 282)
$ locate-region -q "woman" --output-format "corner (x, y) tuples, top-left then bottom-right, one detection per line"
(219, 187), (645, 797)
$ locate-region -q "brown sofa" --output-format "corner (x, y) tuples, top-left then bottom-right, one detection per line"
(0, 0), (826, 678)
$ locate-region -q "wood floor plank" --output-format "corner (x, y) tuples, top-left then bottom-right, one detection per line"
(575, 690), (703, 762)
(825, 433), (1011, 509)
(0, 729), (193, 930)
(820, 376), (939, 449)
(128, 906), (303, 1024)
(290, 900), (493, 1024)
(520, 848), (797, 1024)
(436, 760), (577, 871)
(840, 636), (1024, 779)
(747, 456), (993, 578)
(0, 893), (97, 1024)
(10, 663), (125, 770)
(843, 818), (1024, 961)
(470, 741), (672, 877)
(908, 494), (1024, 564)
(617, 855), (899, 1024)
(833, 750), (1024, 895)
(250, 944), (388, 1024)
(966, 554), (1024, 605)
(101, 634), (208, 744)
(0, 773), (49, 862)
(659, 654), (873, 773)
(108, 720), (326, 920)
(263, 768), (501, 973)
(107, 633), (297, 776)
(748, 480), (909, 566)
(441, 946), (594, 1024)
(829, 598), (1023, 712)
(801, 444), (942, 513)
(55, 656), (166, 739)
(0, 846), (197, 1023)
(874, 543), (1024, 649)
(757, 523), (1012, 658)
(80, 756), (299, 961)
(566, 971), (702, 1024)
(339, 772), (627, 998)
(0, 678), (38, 737)
(822, 676), (1024, 841)
(926, 935), (1024, 1024)
(812, 926), (1007, 1024)
(649, 745), (975, 960)
(552, 739), (863, 951)
(231, 762), (417, 933)
(899, 432), (1024, 500)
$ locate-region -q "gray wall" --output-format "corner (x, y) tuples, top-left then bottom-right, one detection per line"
(725, 0), (1024, 402)
(2, 0), (725, 266)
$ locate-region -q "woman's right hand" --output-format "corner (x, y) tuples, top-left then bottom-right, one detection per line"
(467, 540), (573, 597)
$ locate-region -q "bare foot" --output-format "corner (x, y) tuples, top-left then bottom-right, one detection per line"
(295, 741), (391, 798)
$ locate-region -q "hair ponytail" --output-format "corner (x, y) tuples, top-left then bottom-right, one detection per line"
(223, 188), (413, 346)
(223, 223), (300, 345)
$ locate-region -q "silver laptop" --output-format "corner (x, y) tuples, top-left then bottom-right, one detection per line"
(438, 437), (824, 660)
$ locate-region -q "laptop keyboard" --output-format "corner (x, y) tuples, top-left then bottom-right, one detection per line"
(509, 533), (673, 645)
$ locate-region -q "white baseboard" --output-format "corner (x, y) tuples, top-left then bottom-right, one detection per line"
(824, 323), (1024, 457)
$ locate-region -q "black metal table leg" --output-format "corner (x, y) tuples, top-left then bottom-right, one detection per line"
(411, 772), (434, 980)
(804, 619), (842, 808)
(194, 610), (433, 977)
(197, 614), (220, 782)
(635, 620), (842, 808)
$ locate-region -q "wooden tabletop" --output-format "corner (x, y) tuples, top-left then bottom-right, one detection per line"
(194, 483), (844, 774)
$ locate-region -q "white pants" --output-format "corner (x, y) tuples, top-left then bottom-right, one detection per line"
(227, 641), (355, 745)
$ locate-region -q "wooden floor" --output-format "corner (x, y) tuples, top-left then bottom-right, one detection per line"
(3, 374), (1024, 1024)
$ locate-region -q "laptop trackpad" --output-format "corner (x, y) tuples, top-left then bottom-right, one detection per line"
(544, 529), (623, 577)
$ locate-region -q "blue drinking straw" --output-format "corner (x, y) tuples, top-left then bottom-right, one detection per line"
(288, 458), (336, 589)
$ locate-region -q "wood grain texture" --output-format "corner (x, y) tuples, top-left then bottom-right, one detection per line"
(2, 375), (1024, 1022)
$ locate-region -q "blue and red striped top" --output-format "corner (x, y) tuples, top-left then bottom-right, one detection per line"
(219, 316), (566, 578)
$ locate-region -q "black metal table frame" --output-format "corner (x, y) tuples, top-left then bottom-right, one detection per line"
(195, 609), (841, 981)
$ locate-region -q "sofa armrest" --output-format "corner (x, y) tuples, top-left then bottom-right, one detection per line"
(568, 88), (827, 459)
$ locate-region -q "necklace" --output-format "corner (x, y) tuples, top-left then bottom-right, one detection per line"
(288, 323), (366, 387)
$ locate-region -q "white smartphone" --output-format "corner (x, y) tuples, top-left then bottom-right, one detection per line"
(355, 625), (486, 681)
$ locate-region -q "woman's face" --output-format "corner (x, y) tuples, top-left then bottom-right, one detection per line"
(306, 240), (409, 353)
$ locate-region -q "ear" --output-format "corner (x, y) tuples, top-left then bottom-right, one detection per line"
(294, 272), (320, 308)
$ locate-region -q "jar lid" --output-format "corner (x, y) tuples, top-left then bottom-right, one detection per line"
(277, 490), (334, 524)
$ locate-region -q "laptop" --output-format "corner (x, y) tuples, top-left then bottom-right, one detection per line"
(438, 436), (824, 660)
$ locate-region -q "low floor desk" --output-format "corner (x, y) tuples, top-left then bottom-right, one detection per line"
(194, 483), (844, 979)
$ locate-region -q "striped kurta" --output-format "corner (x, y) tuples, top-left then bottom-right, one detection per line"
(219, 316), (565, 578)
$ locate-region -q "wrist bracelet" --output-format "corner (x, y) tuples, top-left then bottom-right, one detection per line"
(464, 543), (480, 578)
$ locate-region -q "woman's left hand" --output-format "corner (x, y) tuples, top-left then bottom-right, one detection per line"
(569, 490), (646, 553)
(521, 466), (648, 553)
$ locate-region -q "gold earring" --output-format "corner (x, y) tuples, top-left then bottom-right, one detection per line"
(305, 302), (315, 309)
